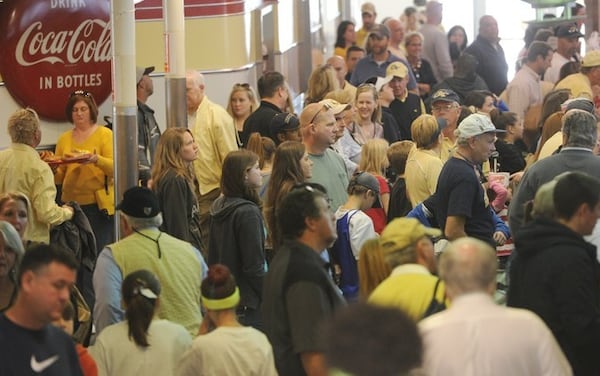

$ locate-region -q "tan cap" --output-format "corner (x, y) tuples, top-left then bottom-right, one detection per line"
(581, 50), (600, 68)
(380, 218), (441, 255)
(386, 62), (408, 79)
(320, 99), (351, 115)
(361, 2), (376, 15)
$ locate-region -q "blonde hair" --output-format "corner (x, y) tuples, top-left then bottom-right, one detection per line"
(226, 83), (259, 119)
(354, 84), (382, 124)
(8, 108), (39, 145)
(359, 139), (389, 175)
(411, 114), (441, 149)
(358, 238), (391, 299)
(151, 128), (197, 195)
(305, 65), (339, 105)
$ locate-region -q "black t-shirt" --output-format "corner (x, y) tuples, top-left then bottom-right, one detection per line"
(0, 314), (83, 376)
(493, 140), (526, 174)
(435, 157), (495, 245)
(240, 101), (282, 146)
(388, 178), (412, 221)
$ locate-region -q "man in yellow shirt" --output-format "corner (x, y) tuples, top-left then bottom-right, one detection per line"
(555, 50), (600, 100)
(356, 2), (377, 48)
(369, 218), (446, 320)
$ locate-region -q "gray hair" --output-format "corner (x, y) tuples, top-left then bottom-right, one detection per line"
(562, 109), (597, 149)
(122, 213), (163, 229)
(185, 70), (205, 87)
(0, 221), (25, 283)
(439, 237), (497, 296)
(383, 244), (417, 269)
(531, 179), (557, 219)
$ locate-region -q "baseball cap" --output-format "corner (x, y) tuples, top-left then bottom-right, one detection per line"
(270, 112), (300, 139)
(563, 97), (595, 114)
(368, 24), (389, 39)
(556, 24), (583, 39)
(116, 186), (160, 218)
(375, 75), (394, 92)
(361, 2), (376, 16)
(348, 171), (380, 195)
(380, 218), (441, 255)
(431, 89), (461, 104)
(136, 66), (155, 84)
(320, 99), (351, 115)
(386, 62), (408, 79)
(456, 113), (506, 138)
(582, 50), (600, 68)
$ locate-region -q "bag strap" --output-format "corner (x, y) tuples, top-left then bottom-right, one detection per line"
(430, 278), (442, 301)
(104, 175), (109, 194)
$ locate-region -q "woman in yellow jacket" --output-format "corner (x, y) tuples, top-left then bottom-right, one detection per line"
(55, 90), (114, 252)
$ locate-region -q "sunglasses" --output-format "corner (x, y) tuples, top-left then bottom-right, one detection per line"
(310, 102), (334, 124)
(234, 83), (250, 89)
(70, 90), (92, 98)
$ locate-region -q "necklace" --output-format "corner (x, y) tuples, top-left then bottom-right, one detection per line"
(133, 229), (163, 258)
(455, 151), (475, 166)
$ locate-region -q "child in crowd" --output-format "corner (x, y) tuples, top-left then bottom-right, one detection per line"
(53, 301), (98, 376)
(331, 172), (379, 301)
(359, 139), (390, 233)
(387, 140), (415, 221)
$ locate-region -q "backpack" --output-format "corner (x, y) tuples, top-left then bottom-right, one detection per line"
(330, 210), (360, 301)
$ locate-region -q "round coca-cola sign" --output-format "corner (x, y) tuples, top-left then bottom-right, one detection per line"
(0, 0), (111, 121)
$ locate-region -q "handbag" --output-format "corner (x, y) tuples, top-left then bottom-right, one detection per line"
(95, 175), (115, 216)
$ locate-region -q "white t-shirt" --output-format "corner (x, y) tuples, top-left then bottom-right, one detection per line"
(89, 319), (192, 376)
(176, 326), (277, 376)
(335, 208), (377, 259)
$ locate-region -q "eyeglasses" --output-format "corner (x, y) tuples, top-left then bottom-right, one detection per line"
(234, 83), (250, 89)
(291, 183), (332, 205)
(309, 102), (333, 124)
(70, 90), (92, 98)
(431, 103), (457, 112)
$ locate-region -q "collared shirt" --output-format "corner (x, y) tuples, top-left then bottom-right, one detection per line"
(420, 292), (572, 376)
(506, 64), (542, 120)
(544, 52), (573, 84)
(0, 143), (73, 243)
(192, 96), (238, 194)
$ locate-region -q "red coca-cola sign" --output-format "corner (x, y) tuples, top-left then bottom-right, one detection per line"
(0, 0), (111, 121)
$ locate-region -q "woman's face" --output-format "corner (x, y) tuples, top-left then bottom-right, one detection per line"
(406, 36), (423, 58)
(71, 100), (92, 127)
(0, 234), (16, 279)
(231, 90), (252, 119)
(481, 96), (495, 113)
(379, 83), (395, 103)
(300, 152), (314, 179)
(180, 131), (199, 163)
(508, 119), (524, 140)
(246, 161), (262, 188)
(356, 91), (376, 121)
(0, 199), (27, 238)
(344, 24), (356, 44)
(450, 29), (465, 47)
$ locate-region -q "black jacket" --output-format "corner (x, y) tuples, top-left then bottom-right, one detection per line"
(508, 218), (600, 375)
(208, 196), (265, 310)
(464, 35), (508, 95)
(50, 202), (97, 309)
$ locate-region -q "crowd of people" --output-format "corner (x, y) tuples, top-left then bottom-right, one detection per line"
(0, 0), (599, 375)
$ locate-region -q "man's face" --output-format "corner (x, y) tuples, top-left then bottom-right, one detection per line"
(388, 76), (407, 98)
(139, 75), (154, 96)
(557, 37), (579, 58)
(536, 51), (553, 75)
(362, 12), (376, 29)
(185, 78), (203, 113)
(470, 133), (497, 163)
(369, 35), (389, 55)
(432, 101), (460, 129)
(578, 201), (600, 236)
(314, 109), (338, 147)
(346, 51), (365, 73)
(328, 57), (347, 86)
(24, 262), (76, 324)
(313, 196), (337, 248)
(387, 20), (405, 44)
(333, 111), (348, 140)
(479, 16), (499, 41)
